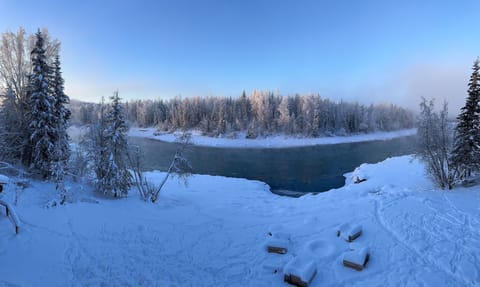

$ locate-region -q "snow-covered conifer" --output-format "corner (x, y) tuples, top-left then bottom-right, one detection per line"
(50, 55), (70, 201)
(451, 59), (480, 178)
(50, 55), (71, 165)
(27, 30), (57, 176)
(94, 92), (132, 197)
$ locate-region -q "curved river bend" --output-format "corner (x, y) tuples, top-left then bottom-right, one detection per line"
(129, 135), (417, 195)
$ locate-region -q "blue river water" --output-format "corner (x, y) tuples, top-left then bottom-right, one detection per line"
(129, 135), (417, 195)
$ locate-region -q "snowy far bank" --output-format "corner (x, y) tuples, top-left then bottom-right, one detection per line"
(128, 127), (417, 148)
(1, 155), (480, 286)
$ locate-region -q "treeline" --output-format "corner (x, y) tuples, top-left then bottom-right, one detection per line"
(71, 91), (415, 138)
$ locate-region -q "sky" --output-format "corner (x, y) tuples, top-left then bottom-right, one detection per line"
(1, 0), (479, 112)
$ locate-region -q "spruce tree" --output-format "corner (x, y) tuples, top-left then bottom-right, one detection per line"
(27, 30), (57, 177)
(50, 55), (71, 202)
(51, 55), (71, 166)
(95, 92), (132, 197)
(451, 59), (480, 178)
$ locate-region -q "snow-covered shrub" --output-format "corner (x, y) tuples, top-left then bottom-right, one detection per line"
(417, 98), (455, 189)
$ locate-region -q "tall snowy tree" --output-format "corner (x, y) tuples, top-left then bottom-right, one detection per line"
(277, 96), (291, 132)
(49, 55), (71, 202)
(451, 59), (480, 178)
(94, 92), (132, 197)
(0, 28), (59, 164)
(50, 55), (71, 164)
(27, 30), (57, 176)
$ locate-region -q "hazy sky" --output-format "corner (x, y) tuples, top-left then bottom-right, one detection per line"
(1, 0), (479, 112)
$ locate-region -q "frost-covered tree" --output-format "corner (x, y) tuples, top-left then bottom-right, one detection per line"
(94, 92), (132, 197)
(0, 86), (23, 161)
(27, 30), (57, 176)
(69, 91), (415, 137)
(451, 59), (480, 178)
(277, 96), (291, 132)
(51, 55), (71, 160)
(88, 98), (108, 184)
(417, 98), (455, 189)
(0, 28), (59, 164)
(50, 55), (70, 201)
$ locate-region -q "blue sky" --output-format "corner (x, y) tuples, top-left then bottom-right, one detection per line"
(1, 0), (479, 111)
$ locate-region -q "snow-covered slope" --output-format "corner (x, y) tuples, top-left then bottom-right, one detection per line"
(128, 127), (417, 148)
(1, 155), (479, 286)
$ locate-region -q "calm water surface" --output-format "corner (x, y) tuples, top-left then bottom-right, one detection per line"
(129, 136), (417, 194)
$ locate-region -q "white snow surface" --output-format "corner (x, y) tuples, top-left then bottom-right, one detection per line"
(128, 127), (417, 148)
(1, 155), (480, 286)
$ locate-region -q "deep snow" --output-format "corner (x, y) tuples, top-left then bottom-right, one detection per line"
(128, 127), (417, 148)
(1, 155), (480, 286)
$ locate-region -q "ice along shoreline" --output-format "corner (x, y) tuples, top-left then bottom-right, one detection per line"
(128, 127), (417, 149)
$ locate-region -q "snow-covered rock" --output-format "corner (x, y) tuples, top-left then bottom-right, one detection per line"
(337, 223), (363, 242)
(265, 237), (290, 254)
(284, 256), (317, 286)
(343, 246), (370, 271)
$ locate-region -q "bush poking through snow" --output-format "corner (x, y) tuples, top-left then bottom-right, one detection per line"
(129, 132), (192, 203)
(417, 98), (455, 189)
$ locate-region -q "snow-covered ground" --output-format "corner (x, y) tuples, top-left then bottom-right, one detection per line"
(128, 127), (417, 148)
(1, 155), (480, 286)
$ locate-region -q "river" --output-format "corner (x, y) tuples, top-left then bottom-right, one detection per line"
(128, 135), (417, 195)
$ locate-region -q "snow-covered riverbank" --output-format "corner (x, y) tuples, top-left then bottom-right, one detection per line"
(1, 155), (479, 286)
(128, 127), (417, 148)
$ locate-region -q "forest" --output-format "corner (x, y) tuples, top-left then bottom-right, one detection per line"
(70, 92), (415, 138)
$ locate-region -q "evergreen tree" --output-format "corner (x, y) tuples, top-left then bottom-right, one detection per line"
(27, 30), (57, 177)
(89, 97), (108, 188)
(451, 59), (480, 178)
(50, 55), (71, 202)
(0, 28), (60, 165)
(240, 90), (249, 128)
(95, 92), (132, 197)
(51, 55), (71, 165)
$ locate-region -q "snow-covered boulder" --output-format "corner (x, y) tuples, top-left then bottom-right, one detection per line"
(265, 237), (290, 254)
(342, 246), (370, 271)
(283, 256), (317, 287)
(337, 223), (362, 242)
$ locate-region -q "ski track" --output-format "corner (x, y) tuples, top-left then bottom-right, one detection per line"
(374, 189), (480, 286)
